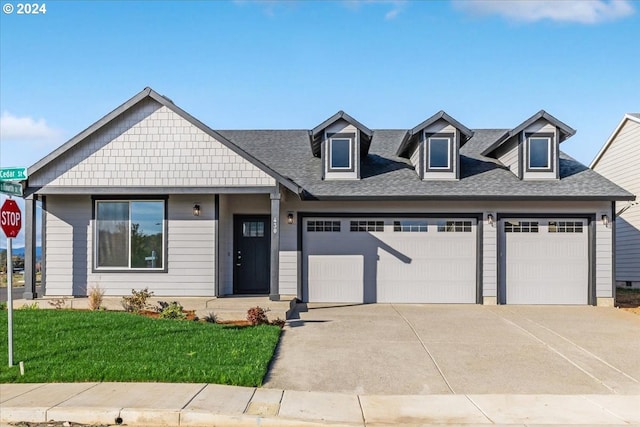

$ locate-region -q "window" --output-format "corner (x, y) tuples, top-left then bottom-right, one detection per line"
(243, 221), (265, 237)
(548, 221), (583, 233)
(307, 221), (341, 232)
(350, 220), (384, 232)
(428, 138), (451, 169)
(394, 220), (428, 232)
(528, 136), (552, 170)
(96, 200), (165, 269)
(329, 138), (352, 169)
(437, 220), (472, 232)
(504, 221), (539, 233)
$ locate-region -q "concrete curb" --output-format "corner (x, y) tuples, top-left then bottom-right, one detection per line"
(1, 383), (640, 426)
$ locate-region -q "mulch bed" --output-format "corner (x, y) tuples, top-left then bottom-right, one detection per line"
(615, 289), (640, 315)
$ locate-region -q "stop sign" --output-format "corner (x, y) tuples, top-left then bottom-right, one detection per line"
(0, 199), (22, 238)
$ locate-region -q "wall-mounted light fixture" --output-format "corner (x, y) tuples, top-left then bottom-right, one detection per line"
(193, 203), (201, 217)
(487, 213), (494, 226)
(601, 214), (609, 227)
(287, 212), (294, 225)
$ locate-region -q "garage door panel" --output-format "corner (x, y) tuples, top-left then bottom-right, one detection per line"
(504, 219), (588, 305)
(304, 217), (477, 304)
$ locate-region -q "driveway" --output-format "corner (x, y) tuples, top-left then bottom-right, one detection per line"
(263, 304), (640, 395)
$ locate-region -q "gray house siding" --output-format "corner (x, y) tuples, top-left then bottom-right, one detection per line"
(44, 194), (217, 296)
(592, 118), (640, 284)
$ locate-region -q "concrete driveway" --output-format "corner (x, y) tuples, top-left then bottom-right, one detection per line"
(264, 304), (640, 395)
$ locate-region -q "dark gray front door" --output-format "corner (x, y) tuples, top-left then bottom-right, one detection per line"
(234, 215), (270, 294)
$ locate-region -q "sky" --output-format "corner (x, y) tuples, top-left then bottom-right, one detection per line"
(1, 0), (639, 248)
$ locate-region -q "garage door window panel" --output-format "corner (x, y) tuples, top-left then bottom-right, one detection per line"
(437, 220), (472, 232)
(350, 220), (384, 232)
(504, 221), (539, 233)
(548, 221), (583, 233)
(394, 220), (428, 232)
(307, 220), (341, 232)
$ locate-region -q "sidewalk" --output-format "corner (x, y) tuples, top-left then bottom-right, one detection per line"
(1, 382), (639, 426)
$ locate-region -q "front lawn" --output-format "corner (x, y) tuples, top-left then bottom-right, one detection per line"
(0, 310), (281, 385)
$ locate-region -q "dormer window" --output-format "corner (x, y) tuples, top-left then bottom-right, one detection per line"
(527, 134), (553, 171)
(426, 135), (453, 171)
(329, 135), (353, 170)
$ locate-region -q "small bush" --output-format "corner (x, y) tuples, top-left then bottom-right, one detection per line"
(270, 317), (286, 328)
(247, 306), (270, 326)
(157, 301), (186, 320)
(48, 298), (66, 309)
(88, 285), (105, 311)
(0, 301), (7, 310)
(20, 302), (39, 310)
(203, 312), (218, 323)
(121, 288), (154, 313)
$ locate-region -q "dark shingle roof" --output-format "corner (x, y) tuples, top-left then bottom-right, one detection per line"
(218, 129), (633, 201)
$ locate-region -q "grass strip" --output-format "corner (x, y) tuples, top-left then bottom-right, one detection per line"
(0, 310), (281, 386)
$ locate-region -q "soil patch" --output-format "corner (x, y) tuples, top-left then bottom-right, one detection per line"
(138, 309), (197, 321)
(615, 288), (640, 316)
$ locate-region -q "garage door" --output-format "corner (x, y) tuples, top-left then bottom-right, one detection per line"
(303, 217), (477, 303)
(502, 219), (589, 304)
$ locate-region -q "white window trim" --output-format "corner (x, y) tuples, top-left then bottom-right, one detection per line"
(527, 136), (552, 170)
(94, 199), (166, 271)
(329, 137), (353, 170)
(426, 136), (452, 171)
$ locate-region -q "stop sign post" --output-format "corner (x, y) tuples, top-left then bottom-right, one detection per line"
(1, 197), (22, 367)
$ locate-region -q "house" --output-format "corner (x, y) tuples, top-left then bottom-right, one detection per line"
(20, 87), (634, 306)
(591, 114), (640, 289)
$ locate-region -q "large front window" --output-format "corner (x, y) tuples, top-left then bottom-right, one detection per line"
(96, 200), (165, 269)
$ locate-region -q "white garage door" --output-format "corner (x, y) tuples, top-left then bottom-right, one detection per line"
(503, 219), (589, 304)
(303, 217), (477, 303)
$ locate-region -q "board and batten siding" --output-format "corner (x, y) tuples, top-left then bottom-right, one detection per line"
(592, 118), (640, 283)
(29, 98), (275, 189)
(44, 194), (216, 297)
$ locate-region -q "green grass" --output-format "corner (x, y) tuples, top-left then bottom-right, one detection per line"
(0, 310), (281, 386)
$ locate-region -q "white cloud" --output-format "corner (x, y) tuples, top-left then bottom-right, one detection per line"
(343, 0), (406, 20)
(453, 0), (635, 24)
(0, 111), (61, 141)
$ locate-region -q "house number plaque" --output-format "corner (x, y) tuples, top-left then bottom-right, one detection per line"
(273, 217), (278, 234)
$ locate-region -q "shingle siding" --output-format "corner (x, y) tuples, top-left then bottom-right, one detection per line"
(592, 119), (640, 283)
(30, 99), (275, 189)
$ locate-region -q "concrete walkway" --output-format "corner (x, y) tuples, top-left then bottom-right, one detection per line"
(2, 382), (639, 426)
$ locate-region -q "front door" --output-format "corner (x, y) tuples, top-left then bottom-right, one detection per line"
(233, 215), (270, 294)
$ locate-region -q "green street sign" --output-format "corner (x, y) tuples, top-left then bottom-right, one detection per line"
(0, 168), (28, 181)
(0, 181), (23, 197)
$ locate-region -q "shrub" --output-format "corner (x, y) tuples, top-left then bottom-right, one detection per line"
(48, 298), (66, 309)
(157, 301), (186, 320)
(270, 317), (286, 328)
(247, 306), (270, 326)
(0, 301), (7, 310)
(121, 288), (154, 313)
(88, 284), (105, 311)
(20, 302), (39, 310)
(203, 312), (218, 323)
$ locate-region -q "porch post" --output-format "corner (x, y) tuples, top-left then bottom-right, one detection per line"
(23, 195), (37, 300)
(269, 190), (280, 301)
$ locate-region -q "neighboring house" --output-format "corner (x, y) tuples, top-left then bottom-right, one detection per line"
(591, 114), (640, 289)
(20, 88), (633, 306)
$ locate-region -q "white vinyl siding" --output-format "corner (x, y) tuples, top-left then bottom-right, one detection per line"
(44, 194), (216, 297)
(497, 140), (520, 177)
(592, 118), (640, 283)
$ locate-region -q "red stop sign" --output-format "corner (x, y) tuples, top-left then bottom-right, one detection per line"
(1, 199), (22, 238)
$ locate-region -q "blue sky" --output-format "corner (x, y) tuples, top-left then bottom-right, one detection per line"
(1, 0), (639, 247)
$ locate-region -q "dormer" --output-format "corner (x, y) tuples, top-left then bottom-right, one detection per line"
(310, 111), (373, 180)
(396, 111), (473, 181)
(481, 110), (576, 181)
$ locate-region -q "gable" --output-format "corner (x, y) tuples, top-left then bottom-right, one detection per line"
(591, 118), (640, 196)
(29, 98), (276, 191)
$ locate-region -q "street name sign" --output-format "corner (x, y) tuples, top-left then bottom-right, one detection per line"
(0, 167), (28, 181)
(0, 181), (23, 197)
